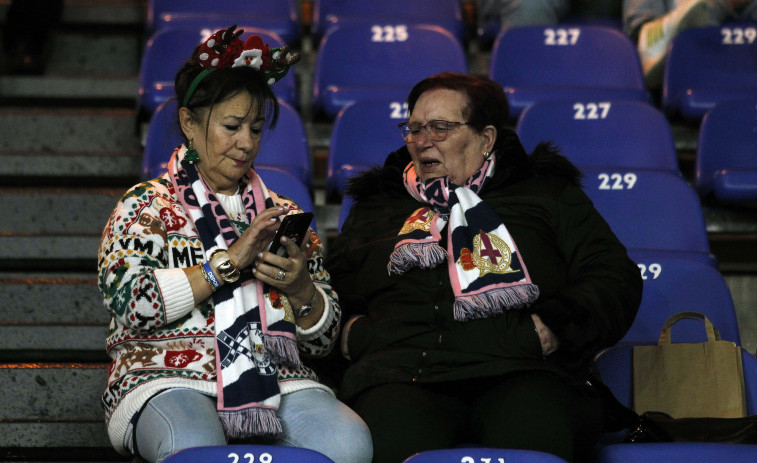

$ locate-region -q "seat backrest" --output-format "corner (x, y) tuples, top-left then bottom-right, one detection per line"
(516, 100), (679, 173)
(312, 23), (467, 118)
(256, 100), (312, 189)
(141, 99), (311, 189)
(489, 25), (648, 118)
(163, 444), (334, 463)
(662, 24), (757, 120)
(138, 26), (297, 115)
(311, 0), (465, 43)
(623, 253), (740, 345)
(327, 99), (408, 197)
(581, 169), (712, 264)
(142, 98), (182, 180)
(402, 448), (569, 463)
(255, 166), (316, 232)
(696, 100), (757, 200)
(147, 0), (300, 43)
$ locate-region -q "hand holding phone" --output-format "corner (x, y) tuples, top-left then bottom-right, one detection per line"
(268, 212), (314, 257)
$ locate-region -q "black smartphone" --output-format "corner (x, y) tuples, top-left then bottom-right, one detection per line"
(268, 212), (314, 257)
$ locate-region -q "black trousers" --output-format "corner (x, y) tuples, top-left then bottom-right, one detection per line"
(350, 371), (604, 463)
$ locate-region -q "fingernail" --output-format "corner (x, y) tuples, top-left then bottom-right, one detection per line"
(257, 252), (263, 259)
(281, 236), (288, 243)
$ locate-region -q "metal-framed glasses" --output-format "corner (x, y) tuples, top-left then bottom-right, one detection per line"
(398, 120), (469, 142)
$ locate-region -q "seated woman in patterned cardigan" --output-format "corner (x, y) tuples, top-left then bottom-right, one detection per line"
(97, 25), (371, 463)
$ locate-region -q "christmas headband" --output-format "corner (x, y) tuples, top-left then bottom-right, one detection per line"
(182, 25), (301, 107)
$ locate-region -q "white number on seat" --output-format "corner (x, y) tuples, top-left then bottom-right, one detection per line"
(721, 27), (757, 44)
(544, 27), (580, 45)
(597, 173), (637, 190)
(460, 457), (506, 463)
(371, 25), (409, 42)
(573, 102), (611, 120)
(389, 101), (409, 119)
(227, 452), (273, 463)
(638, 263), (662, 280)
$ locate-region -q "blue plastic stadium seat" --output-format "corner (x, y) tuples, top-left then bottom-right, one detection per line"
(141, 98), (312, 191)
(147, 0), (300, 43)
(621, 254), (741, 345)
(138, 26), (298, 116)
(338, 195), (354, 233)
(695, 100), (757, 202)
(516, 100), (679, 174)
(328, 99), (408, 198)
(581, 169), (716, 267)
(256, 166), (317, 232)
(662, 24), (757, 120)
(311, 0), (466, 44)
(163, 444), (334, 462)
(489, 25), (650, 119)
(596, 442), (757, 463)
(312, 23), (468, 118)
(403, 448), (569, 463)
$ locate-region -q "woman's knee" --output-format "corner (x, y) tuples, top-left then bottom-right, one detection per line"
(135, 389), (226, 463)
(278, 388), (373, 463)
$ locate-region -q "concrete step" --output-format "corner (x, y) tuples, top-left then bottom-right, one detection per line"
(0, 188), (123, 234)
(0, 0), (145, 27)
(0, 108), (141, 153)
(0, 274), (109, 358)
(0, 363), (119, 453)
(0, 108), (142, 185)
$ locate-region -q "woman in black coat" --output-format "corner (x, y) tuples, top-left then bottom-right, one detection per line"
(326, 72), (642, 463)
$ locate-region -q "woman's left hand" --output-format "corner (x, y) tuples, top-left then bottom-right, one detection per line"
(531, 313), (560, 356)
(252, 230), (315, 309)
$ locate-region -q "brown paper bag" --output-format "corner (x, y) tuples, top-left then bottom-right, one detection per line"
(633, 312), (746, 419)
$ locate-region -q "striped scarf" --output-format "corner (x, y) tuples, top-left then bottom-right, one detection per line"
(169, 146), (301, 438)
(388, 156), (539, 320)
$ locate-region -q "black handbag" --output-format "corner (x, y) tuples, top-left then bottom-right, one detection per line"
(623, 411), (757, 444)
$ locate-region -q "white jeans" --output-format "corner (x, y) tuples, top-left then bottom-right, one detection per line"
(131, 388), (373, 463)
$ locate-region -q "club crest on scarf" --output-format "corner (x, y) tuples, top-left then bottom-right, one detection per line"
(458, 230), (521, 278)
(399, 207), (435, 235)
(390, 155), (540, 321)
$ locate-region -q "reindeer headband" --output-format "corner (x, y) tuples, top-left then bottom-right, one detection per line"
(183, 25), (300, 107)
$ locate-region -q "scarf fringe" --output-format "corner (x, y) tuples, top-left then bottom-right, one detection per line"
(219, 407), (283, 439)
(387, 242), (446, 275)
(454, 284), (540, 321)
(264, 334), (302, 368)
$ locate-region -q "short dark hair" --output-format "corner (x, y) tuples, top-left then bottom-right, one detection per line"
(406, 73), (509, 153)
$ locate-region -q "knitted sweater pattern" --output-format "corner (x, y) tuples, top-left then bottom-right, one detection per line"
(98, 176), (340, 453)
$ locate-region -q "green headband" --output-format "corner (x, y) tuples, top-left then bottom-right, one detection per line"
(183, 68), (215, 107)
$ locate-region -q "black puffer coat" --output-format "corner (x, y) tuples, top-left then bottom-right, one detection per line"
(326, 130), (642, 403)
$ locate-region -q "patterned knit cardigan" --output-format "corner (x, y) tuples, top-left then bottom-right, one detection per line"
(97, 176), (340, 455)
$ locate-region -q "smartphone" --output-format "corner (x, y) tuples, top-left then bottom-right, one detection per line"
(268, 212), (314, 257)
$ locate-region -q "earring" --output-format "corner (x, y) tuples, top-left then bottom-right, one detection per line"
(185, 140), (199, 164)
(483, 151), (491, 160)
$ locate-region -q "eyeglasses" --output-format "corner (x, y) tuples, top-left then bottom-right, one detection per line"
(397, 120), (469, 142)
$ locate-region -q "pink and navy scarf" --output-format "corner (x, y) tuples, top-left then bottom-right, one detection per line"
(169, 146), (301, 438)
(388, 156), (539, 320)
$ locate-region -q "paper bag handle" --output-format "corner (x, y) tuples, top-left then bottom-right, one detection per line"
(658, 311), (721, 345)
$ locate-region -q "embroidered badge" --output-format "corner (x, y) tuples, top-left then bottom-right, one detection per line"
(459, 230), (521, 277)
(399, 207), (434, 235)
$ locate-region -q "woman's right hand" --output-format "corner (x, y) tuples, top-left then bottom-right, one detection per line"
(226, 206), (286, 269)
